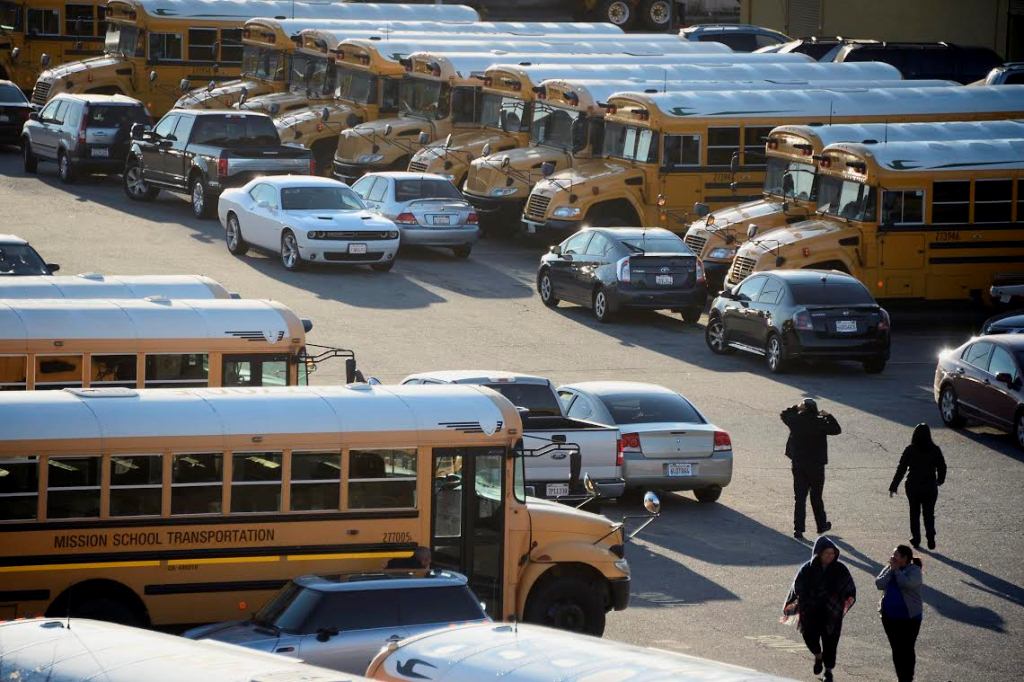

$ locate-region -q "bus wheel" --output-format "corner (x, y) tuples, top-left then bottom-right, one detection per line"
(70, 596), (145, 626)
(525, 574), (606, 636)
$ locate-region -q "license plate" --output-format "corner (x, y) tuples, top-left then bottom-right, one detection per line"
(0, 115), (9, 123)
(91, 147), (110, 158)
(526, 222), (537, 234)
(546, 483), (569, 497)
(835, 320), (857, 333)
(666, 463), (693, 477)
(348, 243), (367, 254)
(656, 274), (674, 285)
(431, 215), (451, 226)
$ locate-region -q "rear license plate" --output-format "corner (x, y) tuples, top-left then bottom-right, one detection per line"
(90, 147), (110, 158)
(431, 215), (451, 226)
(546, 483), (569, 497)
(656, 274), (674, 285)
(666, 463), (693, 477)
(0, 115), (9, 123)
(835, 320), (857, 333)
(348, 243), (367, 254)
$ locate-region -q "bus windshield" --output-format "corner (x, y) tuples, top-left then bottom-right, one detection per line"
(764, 157), (817, 201)
(104, 24), (141, 58)
(242, 46), (286, 81)
(603, 122), (658, 164)
(400, 77), (447, 120)
(289, 53), (331, 96)
(0, 2), (21, 31)
(817, 176), (878, 222)
(335, 66), (377, 103)
(530, 102), (581, 150)
(481, 93), (526, 133)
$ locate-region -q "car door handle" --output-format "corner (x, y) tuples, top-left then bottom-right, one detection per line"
(551, 434), (566, 443)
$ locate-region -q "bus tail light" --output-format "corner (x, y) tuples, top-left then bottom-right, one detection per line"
(713, 431), (732, 452)
(217, 154), (229, 179)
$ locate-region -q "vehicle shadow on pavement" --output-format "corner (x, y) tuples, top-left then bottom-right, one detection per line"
(830, 538), (1008, 633)
(949, 427), (1024, 464)
(625, 541), (740, 607)
(927, 552), (1024, 609)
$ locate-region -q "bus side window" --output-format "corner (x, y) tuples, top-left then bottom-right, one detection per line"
(743, 126), (773, 167)
(974, 179), (1013, 223)
(188, 28), (217, 63)
(881, 189), (924, 227)
(1017, 179), (1024, 222)
(0, 456), (38, 520)
(65, 5), (95, 37)
(232, 451), (282, 513)
(932, 180), (970, 224)
(220, 28), (243, 64)
(171, 452), (223, 515)
(47, 456), (101, 519)
(35, 354), (83, 390)
(290, 452), (341, 511)
(707, 127), (740, 167)
(26, 8), (59, 36)
(149, 32), (183, 63)
(90, 354), (137, 388)
(0, 355), (28, 391)
(109, 454), (162, 517)
(348, 448), (417, 509)
(663, 134), (700, 171)
(145, 353), (208, 388)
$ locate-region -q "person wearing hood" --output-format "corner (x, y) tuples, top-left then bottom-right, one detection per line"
(876, 545), (924, 681)
(889, 423), (946, 550)
(781, 398), (842, 539)
(782, 536), (856, 681)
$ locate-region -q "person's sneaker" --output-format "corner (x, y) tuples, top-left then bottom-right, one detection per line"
(817, 521), (832, 534)
(794, 531), (805, 539)
(813, 657), (823, 675)
(823, 669), (834, 681)
(928, 537), (936, 550)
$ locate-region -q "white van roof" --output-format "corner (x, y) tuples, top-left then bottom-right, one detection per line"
(0, 274), (231, 299)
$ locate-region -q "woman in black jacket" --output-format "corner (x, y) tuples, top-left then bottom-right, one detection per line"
(890, 423), (947, 550)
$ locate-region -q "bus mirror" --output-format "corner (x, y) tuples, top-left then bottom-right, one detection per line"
(269, 103), (281, 115)
(344, 358), (357, 383)
(643, 491), (661, 515)
(206, 81), (215, 92)
(524, 485), (536, 497)
(729, 151), (739, 175)
(775, 256), (785, 267)
(147, 70), (157, 83)
(746, 223), (758, 239)
(443, 133), (452, 149)
(417, 131), (429, 145)
(40, 53), (50, 67)
(179, 78), (190, 93)
(501, 156), (511, 170)
(549, 244), (562, 256)
(238, 88), (248, 107)
(10, 47), (19, 61)
(693, 202), (710, 218)
(481, 142), (491, 157)
(345, 112), (359, 128)
(320, 106), (330, 122)
(583, 472), (603, 498)
(541, 161), (555, 177)
(383, 124), (392, 137)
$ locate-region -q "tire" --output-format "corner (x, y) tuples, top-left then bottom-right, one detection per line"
(680, 306), (703, 324)
(863, 357), (887, 374)
(57, 149), (75, 183)
(451, 245), (471, 259)
(371, 260), (395, 272)
(123, 159), (158, 201)
(524, 574), (606, 636)
(1015, 411), (1024, 451)
(281, 231), (303, 271)
(594, 0), (634, 29)
(639, 0), (673, 30)
(694, 485), (722, 504)
(592, 287), (614, 323)
(705, 315), (733, 354)
(22, 140), (38, 173)
(69, 597), (144, 627)
(190, 175), (215, 219)
(225, 213), (249, 256)
(938, 385), (965, 428)
(765, 333), (787, 374)
(538, 268), (559, 307)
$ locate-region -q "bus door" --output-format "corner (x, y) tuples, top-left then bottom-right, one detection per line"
(878, 188), (927, 297)
(430, 446), (505, 619)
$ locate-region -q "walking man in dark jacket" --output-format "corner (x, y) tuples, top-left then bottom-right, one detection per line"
(782, 398), (842, 539)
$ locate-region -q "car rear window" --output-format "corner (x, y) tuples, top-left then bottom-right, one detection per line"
(281, 186), (364, 211)
(191, 115), (280, 146)
(86, 104), (148, 128)
(399, 586), (486, 625)
(620, 236), (690, 254)
(484, 383), (561, 416)
(0, 84), (27, 104)
(789, 280), (874, 305)
(394, 178), (462, 202)
(598, 392), (704, 425)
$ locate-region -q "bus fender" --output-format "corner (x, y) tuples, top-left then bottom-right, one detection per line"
(583, 194), (644, 227)
(516, 541), (619, 614)
(46, 578), (150, 627)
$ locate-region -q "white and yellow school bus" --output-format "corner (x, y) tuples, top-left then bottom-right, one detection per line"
(463, 60), (903, 227)
(522, 86), (1024, 240)
(685, 119), (1024, 290)
(0, 297), (359, 390)
(0, 383), (635, 636)
(0, 0), (107, 91)
(0, 273), (232, 299)
(726, 137), (1024, 302)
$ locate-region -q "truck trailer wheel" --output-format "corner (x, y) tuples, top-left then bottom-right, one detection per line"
(524, 573), (606, 636)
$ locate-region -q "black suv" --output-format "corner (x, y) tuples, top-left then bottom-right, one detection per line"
(705, 270), (890, 373)
(821, 41), (1004, 84)
(124, 110), (313, 218)
(0, 80), (32, 146)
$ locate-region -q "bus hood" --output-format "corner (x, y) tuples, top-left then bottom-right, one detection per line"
(533, 159), (639, 196)
(275, 102), (358, 142)
(739, 217), (854, 265)
(175, 80), (268, 110)
(39, 55), (126, 82)
(336, 117), (426, 161)
(526, 496), (619, 540)
(464, 144), (567, 198)
(410, 129), (518, 172)
(240, 89), (312, 114)
(705, 198), (783, 230)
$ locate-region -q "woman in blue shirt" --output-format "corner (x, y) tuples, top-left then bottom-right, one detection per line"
(876, 545), (924, 681)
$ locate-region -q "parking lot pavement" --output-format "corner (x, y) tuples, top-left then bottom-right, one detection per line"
(2, 150), (1021, 679)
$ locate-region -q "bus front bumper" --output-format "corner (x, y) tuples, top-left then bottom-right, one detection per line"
(610, 577), (630, 611)
(521, 217), (578, 239)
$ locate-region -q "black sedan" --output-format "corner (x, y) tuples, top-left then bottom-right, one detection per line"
(0, 80), (33, 146)
(705, 269), (890, 373)
(935, 334), (1024, 450)
(537, 227), (708, 324)
(981, 310), (1024, 335)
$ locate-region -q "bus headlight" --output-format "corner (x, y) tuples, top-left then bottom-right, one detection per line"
(552, 206), (581, 218)
(356, 153), (384, 164)
(708, 247), (737, 259)
(614, 558), (630, 574)
(490, 187), (518, 197)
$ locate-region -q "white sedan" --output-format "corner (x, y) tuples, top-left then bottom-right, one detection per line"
(218, 175), (401, 272)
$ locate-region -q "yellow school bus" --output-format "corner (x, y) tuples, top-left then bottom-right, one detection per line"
(0, 273), (232, 299)
(0, 297), (359, 390)
(726, 137), (1024, 301)
(0, 0), (106, 91)
(0, 383), (637, 636)
(522, 86), (1024, 240)
(685, 118), (1024, 290)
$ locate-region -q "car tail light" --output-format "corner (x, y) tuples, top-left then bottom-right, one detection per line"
(394, 212), (418, 225)
(77, 106), (88, 145)
(695, 258), (706, 284)
(308, 157), (316, 175)
(619, 432), (641, 467)
(615, 256), (631, 283)
(878, 307), (891, 332)
(793, 308), (813, 331)
(467, 211), (478, 224)
(713, 430), (731, 452)
(217, 154), (228, 179)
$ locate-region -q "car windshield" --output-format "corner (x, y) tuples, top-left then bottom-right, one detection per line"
(0, 84), (27, 104)
(190, 115), (280, 146)
(790, 280), (875, 305)
(620, 236), (689, 254)
(335, 65), (377, 103)
(241, 46), (286, 81)
(764, 157), (817, 200)
(598, 392), (704, 425)
(252, 582), (321, 633)
(484, 383), (561, 417)
(0, 244), (49, 276)
(817, 175), (878, 222)
(603, 122), (659, 163)
(394, 178), (462, 202)
(104, 24), (141, 58)
(530, 102), (581, 150)
(480, 93), (526, 132)
(289, 53), (331, 96)
(281, 186), (365, 211)
(86, 105), (148, 128)
(400, 77), (446, 120)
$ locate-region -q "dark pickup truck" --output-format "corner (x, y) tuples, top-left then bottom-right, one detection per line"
(123, 110), (314, 219)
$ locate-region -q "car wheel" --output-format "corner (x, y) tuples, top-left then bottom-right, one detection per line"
(594, 0), (633, 28)
(592, 287), (614, 323)
(371, 260), (395, 272)
(1015, 411), (1024, 451)
(123, 159), (157, 201)
(57, 149), (75, 184)
(694, 485), (722, 504)
(225, 214), (249, 256)
(190, 176), (215, 219)
(765, 333), (787, 373)
(939, 385), (965, 428)
(863, 357), (886, 374)
(280, 231), (303, 271)
(680, 306), (703, 324)
(451, 245), (471, 259)
(705, 315), (733, 354)
(640, 0), (673, 30)
(523, 573), (606, 636)
(538, 269), (559, 307)
(22, 140), (38, 174)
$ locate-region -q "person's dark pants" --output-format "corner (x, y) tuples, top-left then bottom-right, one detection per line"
(882, 615), (922, 681)
(793, 466), (827, 534)
(801, 620), (842, 670)
(907, 486), (938, 545)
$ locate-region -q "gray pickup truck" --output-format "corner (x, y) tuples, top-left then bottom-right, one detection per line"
(401, 370), (625, 500)
(123, 110), (313, 219)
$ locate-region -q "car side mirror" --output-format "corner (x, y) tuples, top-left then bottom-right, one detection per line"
(29, 111), (40, 121)
(46, 263), (60, 274)
(549, 244), (562, 256)
(315, 627), (339, 643)
(746, 223), (758, 239)
(40, 53), (50, 67)
(130, 122), (146, 140)
(718, 288), (734, 300)
(995, 372), (1014, 386)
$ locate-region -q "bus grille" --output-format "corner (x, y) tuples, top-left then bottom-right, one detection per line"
(525, 193), (550, 221)
(728, 256), (757, 284)
(684, 233), (708, 254)
(407, 160), (429, 173)
(32, 80), (52, 105)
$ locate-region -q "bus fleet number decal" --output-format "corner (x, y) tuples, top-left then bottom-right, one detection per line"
(383, 531), (413, 543)
(935, 231), (961, 242)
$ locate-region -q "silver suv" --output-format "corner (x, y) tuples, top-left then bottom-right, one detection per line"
(22, 93), (150, 183)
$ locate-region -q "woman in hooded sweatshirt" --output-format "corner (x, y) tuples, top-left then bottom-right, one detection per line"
(782, 536), (856, 681)
(889, 423), (946, 550)
(876, 545), (924, 681)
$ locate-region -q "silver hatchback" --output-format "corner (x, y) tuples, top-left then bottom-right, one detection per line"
(351, 172), (479, 258)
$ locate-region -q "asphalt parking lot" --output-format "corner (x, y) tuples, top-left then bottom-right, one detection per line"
(2, 151), (1021, 681)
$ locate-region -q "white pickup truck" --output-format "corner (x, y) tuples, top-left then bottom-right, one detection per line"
(401, 370), (625, 500)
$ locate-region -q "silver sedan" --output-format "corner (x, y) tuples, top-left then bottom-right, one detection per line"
(351, 171), (479, 258)
(556, 381), (733, 503)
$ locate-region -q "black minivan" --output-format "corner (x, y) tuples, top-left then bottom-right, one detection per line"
(705, 270), (890, 373)
(822, 41), (1004, 84)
